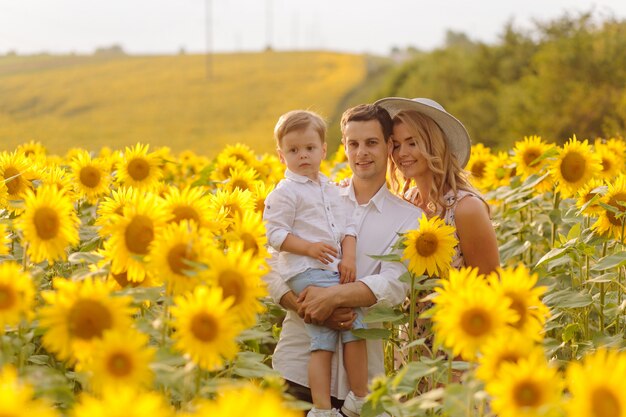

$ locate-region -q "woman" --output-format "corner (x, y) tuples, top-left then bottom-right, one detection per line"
(375, 97), (499, 274)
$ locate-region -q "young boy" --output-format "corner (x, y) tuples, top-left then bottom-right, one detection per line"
(263, 110), (368, 417)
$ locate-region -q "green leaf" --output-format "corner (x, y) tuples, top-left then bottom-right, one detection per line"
(362, 305), (405, 323)
(543, 288), (593, 308)
(368, 253), (402, 262)
(591, 251), (626, 271)
(562, 323), (582, 342)
(567, 223), (581, 240)
(351, 328), (391, 340)
(67, 251), (104, 265)
(535, 247), (568, 267)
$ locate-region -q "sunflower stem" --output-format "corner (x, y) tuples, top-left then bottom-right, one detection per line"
(447, 354), (453, 384)
(408, 272), (416, 362)
(161, 302), (170, 345)
(195, 366), (202, 398)
(600, 242), (608, 332)
(550, 192), (560, 247)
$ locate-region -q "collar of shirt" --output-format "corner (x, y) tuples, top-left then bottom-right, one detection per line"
(339, 177), (387, 213)
(284, 169), (329, 184)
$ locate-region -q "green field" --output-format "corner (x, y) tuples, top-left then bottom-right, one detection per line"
(0, 51), (369, 156)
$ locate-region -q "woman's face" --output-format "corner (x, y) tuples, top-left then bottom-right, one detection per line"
(391, 122), (430, 179)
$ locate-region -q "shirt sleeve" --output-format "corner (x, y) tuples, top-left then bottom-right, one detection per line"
(263, 185), (297, 251)
(262, 248), (292, 304)
(359, 216), (419, 306)
(344, 208), (358, 238)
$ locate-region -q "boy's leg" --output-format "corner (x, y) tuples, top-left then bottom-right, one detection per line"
(343, 340), (368, 397)
(309, 350), (334, 410)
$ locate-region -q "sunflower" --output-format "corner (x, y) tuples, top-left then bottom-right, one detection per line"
(161, 185), (213, 228)
(80, 329), (155, 393)
(218, 143), (257, 166)
(15, 185), (80, 264)
(488, 265), (550, 340)
(40, 165), (74, 197)
(0, 262), (34, 332)
(476, 329), (541, 383)
(252, 153), (284, 185)
(592, 174), (626, 241)
(205, 242), (267, 327)
(487, 353), (564, 417)
(549, 136), (602, 199)
(432, 268), (517, 360)
(320, 159), (333, 178)
(210, 156), (248, 183)
(0, 223), (10, 255)
(594, 142), (621, 181)
(39, 277), (135, 363)
(171, 286), (243, 371)
(149, 220), (215, 295)
(0, 366), (59, 417)
(95, 187), (139, 237)
(208, 188), (255, 231)
(71, 387), (171, 417)
(223, 211), (268, 258)
(15, 140), (47, 163)
(219, 166), (260, 193)
(466, 143), (493, 191)
(576, 178), (606, 217)
(249, 181), (274, 214)
(333, 164), (353, 184)
(0, 181), (7, 210)
(512, 136), (552, 179)
(567, 348), (626, 417)
(116, 143), (163, 191)
(0, 151), (40, 213)
(70, 150), (111, 204)
(432, 267), (488, 309)
(102, 192), (171, 283)
(597, 137), (626, 171)
(483, 151), (516, 190)
(402, 214), (458, 278)
(197, 384), (301, 417)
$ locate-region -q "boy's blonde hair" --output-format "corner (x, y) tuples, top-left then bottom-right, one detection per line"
(274, 110), (326, 146)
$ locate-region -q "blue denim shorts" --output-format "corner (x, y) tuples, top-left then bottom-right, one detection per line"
(288, 268), (364, 352)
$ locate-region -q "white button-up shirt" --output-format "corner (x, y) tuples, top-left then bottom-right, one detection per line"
(263, 169), (357, 280)
(264, 180), (422, 400)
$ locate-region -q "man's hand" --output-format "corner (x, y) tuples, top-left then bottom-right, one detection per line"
(338, 256), (356, 284)
(306, 242), (338, 264)
(297, 286), (338, 324)
(323, 307), (357, 331)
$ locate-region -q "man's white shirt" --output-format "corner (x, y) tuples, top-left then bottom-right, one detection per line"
(264, 180), (422, 400)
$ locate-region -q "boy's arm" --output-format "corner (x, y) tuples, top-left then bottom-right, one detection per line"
(281, 234), (338, 265)
(338, 235), (356, 283)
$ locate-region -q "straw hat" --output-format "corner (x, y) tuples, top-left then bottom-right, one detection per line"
(374, 97), (472, 167)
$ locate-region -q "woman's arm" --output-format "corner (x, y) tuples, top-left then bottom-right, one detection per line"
(454, 196), (500, 275)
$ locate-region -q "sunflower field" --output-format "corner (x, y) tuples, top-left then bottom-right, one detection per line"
(0, 135), (626, 417)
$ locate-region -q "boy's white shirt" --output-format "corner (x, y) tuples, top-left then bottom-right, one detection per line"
(263, 169), (358, 280)
(263, 179), (422, 400)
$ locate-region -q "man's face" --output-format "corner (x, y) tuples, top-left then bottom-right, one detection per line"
(342, 120), (390, 182)
(277, 126), (327, 180)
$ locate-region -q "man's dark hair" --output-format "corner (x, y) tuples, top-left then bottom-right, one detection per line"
(340, 104), (393, 141)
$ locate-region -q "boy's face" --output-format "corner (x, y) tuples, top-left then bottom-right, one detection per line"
(342, 119), (390, 182)
(277, 126), (327, 180)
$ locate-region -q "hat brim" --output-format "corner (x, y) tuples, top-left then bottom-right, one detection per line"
(374, 97), (471, 168)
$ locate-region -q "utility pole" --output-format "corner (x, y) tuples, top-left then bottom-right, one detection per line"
(205, 0), (213, 79)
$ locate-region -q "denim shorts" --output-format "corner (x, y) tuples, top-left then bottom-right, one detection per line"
(288, 268), (364, 352)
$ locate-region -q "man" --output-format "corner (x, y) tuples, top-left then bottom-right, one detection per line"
(264, 104), (422, 413)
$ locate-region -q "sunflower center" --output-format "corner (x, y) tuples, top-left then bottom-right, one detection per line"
(241, 233), (259, 255)
(172, 205), (200, 224)
(506, 293), (527, 328)
(601, 157), (612, 173)
(112, 271), (140, 288)
(221, 164), (235, 179)
(167, 243), (197, 275)
(231, 179), (250, 191)
(0, 284), (16, 310)
(114, 205), (124, 216)
(256, 199), (266, 213)
(34, 207), (60, 240)
(106, 352), (133, 377)
(127, 158), (150, 181)
(68, 299), (113, 340)
(560, 152), (586, 183)
(415, 232), (438, 257)
(79, 165), (102, 189)
(224, 203), (242, 218)
(218, 270), (245, 305)
(590, 387), (621, 417)
(513, 380), (542, 407)
(125, 215), (154, 254)
(460, 307), (492, 337)
(495, 352), (521, 370)
(470, 161), (486, 179)
(190, 312), (218, 342)
(522, 149), (541, 167)
(606, 192), (626, 227)
(4, 166), (22, 196)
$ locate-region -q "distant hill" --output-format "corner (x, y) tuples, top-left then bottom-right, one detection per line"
(0, 51), (370, 157)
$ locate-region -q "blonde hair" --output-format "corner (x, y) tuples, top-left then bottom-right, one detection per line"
(274, 110), (326, 146)
(388, 110), (478, 212)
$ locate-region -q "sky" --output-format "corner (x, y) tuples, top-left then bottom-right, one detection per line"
(1, 0), (626, 55)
